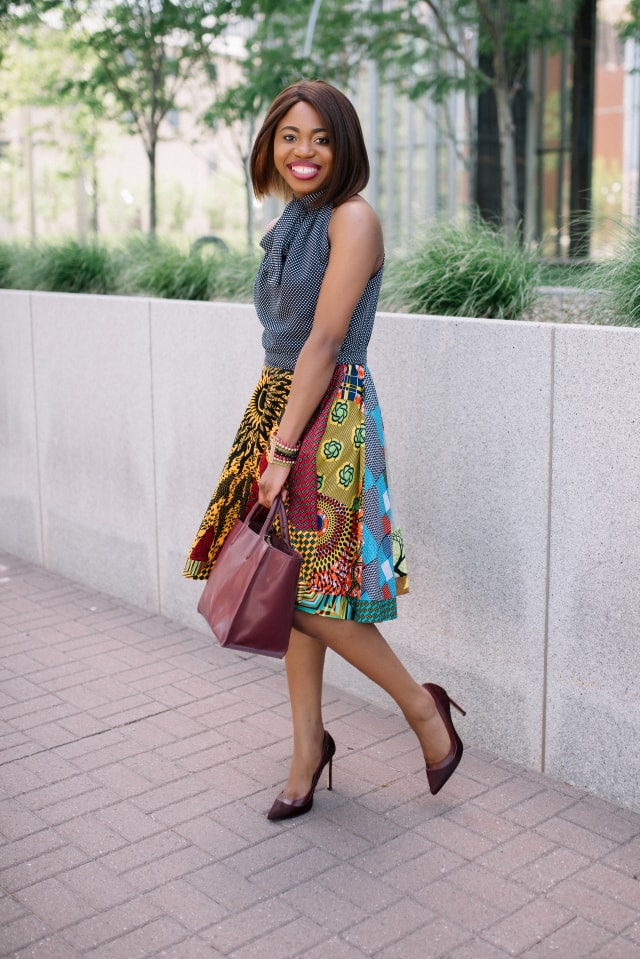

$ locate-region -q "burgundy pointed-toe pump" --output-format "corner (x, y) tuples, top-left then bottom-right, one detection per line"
(422, 683), (466, 795)
(267, 730), (336, 821)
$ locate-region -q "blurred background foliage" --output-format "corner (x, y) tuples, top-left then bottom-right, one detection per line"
(1, 1), (640, 321)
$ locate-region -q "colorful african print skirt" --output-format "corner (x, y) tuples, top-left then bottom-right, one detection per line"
(183, 363), (408, 624)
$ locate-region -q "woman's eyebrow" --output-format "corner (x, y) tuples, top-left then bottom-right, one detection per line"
(279, 125), (329, 133)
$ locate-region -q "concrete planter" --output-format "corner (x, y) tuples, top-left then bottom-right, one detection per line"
(2, 289), (639, 811)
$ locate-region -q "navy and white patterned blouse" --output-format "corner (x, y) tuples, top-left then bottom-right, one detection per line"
(254, 194), (383, 371)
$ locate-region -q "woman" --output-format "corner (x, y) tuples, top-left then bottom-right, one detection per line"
(185, 80), (465, 820)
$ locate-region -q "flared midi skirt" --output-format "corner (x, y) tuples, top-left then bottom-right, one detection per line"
(184, 363), (408, 623)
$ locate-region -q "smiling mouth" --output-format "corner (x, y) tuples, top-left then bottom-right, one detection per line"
(288, 164), (320, 179)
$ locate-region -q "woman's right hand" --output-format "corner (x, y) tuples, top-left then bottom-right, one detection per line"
(258, 462), (291, 509)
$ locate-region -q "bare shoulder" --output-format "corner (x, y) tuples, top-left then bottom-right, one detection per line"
(328, 197), (384, 271)
(329, 195), (381, 238)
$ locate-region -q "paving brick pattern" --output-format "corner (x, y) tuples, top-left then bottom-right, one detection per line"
(1, 550), (639, 958)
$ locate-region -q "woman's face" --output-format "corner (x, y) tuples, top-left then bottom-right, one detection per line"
(273, 100), (334, 198)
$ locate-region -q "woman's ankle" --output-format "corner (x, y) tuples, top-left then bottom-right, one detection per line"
(402, 683), (438, 728)
(291, 723), (324, 765)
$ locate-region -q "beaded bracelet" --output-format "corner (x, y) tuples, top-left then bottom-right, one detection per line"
(267, 433), (298, 467)
(272, 434), (300, 456)
(268, 450), (296, 467)
(270, 433), (301, 464)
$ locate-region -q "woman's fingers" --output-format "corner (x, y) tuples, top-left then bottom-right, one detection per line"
(258, 463), (290, 508)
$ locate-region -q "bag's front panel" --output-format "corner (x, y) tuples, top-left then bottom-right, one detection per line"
(229, 547), (301, 658)
(198, 523), (266, 641)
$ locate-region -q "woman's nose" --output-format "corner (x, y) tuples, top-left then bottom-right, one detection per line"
(294, 139), (314, 156)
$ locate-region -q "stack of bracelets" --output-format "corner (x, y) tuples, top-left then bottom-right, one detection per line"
(268, 433), (301, 466)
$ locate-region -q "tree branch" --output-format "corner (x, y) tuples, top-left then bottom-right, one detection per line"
(418, 0), (492, 86)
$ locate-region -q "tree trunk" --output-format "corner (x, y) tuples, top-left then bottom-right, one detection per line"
(23, 105), (36, 242)
(244, 118), (255, 249)
(493, 79), (518, 240)
(76, 169), (88, 240)
(245, 166), (254, 250)
(91, 152), (99, 235)
(569, 0), (596, 258)
(475, 46), (527, 236)
(148, 137), (157, 236)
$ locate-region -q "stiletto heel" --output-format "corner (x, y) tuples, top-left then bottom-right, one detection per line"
(267, 731), (336, 821)
(447, 696), (466, 717)
(422, 683), (465, 796)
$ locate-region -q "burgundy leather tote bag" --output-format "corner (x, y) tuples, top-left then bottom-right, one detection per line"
(197, 495), (302, 658)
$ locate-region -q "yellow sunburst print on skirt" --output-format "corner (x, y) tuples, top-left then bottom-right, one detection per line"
(184, 364), (408, 624)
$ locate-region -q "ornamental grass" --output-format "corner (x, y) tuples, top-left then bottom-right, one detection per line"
(0, 237), (259, 303)
(586, 227), (640, 327)
(380, 220), (541, 320)
(2, 239), (116, 294)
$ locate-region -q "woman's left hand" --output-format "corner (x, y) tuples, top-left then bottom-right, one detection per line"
(258, 462), (291, 509)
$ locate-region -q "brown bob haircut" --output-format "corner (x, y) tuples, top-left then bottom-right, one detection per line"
(250, 80), (370, 209)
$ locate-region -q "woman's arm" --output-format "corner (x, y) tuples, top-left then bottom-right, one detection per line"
(258, 197), (383, 507)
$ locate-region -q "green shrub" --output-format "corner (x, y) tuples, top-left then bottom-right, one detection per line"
(207, 248), (261, 302)
(586, 229), (640, 327)
(381, 221), (541, 320)
(34, 239), (116, 294)
(117, 238), (213, 300)
(0, 239), (116, 294)
(0, 243), (17, 287)
(0, 243), (42, 290)
(0, 237), (259, 302)
(116, 238), (259, 302)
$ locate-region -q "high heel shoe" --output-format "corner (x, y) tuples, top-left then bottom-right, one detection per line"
(422, 683), (466, 795)
(267, 730), (336, 821)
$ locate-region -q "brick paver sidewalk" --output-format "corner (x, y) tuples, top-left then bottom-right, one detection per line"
(1, 551), (639, 959)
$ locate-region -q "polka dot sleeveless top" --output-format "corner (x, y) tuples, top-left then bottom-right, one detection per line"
(254, 193), (383, 371)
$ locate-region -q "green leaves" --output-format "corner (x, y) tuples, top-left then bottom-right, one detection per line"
(0, 237), (261, 300)
(56, 0), (238, 232)
(207, 0), (363, 127)
(380, 220), (541, 319)
(619, 0), (640, 42)
(65, 0), (227, 130)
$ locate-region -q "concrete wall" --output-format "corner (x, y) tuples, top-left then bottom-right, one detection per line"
(2, 289), (639, 812)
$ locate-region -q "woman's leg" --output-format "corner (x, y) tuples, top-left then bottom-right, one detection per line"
(279, 625), (327, 800)
(292, 611), (454, 765)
